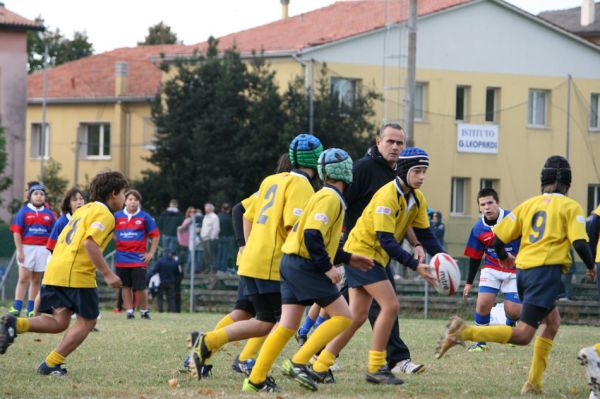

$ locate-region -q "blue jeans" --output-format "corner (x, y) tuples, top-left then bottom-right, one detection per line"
(217, 236), (234, 272)
(161, 235), (178, 254)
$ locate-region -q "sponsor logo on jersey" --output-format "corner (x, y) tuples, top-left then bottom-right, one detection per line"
(293, 208), (303, 216)
(376, 206), (392, 215)
(314, 213), (329, 224)
(91, 222), (106, 231)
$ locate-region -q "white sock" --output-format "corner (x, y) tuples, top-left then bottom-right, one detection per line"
(127, 308), (134, 314)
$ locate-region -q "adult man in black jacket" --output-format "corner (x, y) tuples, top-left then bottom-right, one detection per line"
(345, 123), (429, 375)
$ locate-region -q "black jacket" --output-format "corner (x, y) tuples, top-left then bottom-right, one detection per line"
(345, 145), (397, 231)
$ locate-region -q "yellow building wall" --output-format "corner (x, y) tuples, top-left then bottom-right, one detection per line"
(25, 58), (600, 258)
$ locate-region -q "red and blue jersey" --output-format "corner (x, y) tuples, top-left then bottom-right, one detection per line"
(46, 213), (71, 251)
(10, 203), (56, 246)
(114, 209), (159, 268)
(464, 208), (520, 273)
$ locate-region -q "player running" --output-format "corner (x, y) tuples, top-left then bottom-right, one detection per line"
(463, 188), (521, 352)
(436, 155), (597, 395)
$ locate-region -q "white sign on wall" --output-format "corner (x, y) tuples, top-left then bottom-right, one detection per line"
(457, 124), (498, 154)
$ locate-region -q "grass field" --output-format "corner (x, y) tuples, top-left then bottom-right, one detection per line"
(0, 309), (596, 398)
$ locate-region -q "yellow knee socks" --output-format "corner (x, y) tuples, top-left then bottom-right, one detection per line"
(313, 349), (337, 373)
(368, 350), (386, 373)
(292, 316), (351, 365)
(45, 350), (65, 367)
(527, 336), (553, 389)
(249, 326), (294, 385)
(16, 318), (30, 334)
(461, 325), (512, 344)
(213, 314), (235, 330)
(239, 335), (267, 361)
(204, 329), (229, 352)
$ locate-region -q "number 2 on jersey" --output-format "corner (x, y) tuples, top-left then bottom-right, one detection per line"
(529, 211), (547, 243)
(257, 184), (278, 224)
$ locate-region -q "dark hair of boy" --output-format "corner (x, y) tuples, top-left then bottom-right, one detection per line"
(125, 189), (142, 202)
(90, 171), (129, 203)
(477, 187), (499, 203)
(60, 188), (85, 214)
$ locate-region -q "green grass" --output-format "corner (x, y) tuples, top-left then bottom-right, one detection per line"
(0, 310), (595, 398)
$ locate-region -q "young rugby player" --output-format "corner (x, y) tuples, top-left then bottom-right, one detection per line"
(463, 188), (521, 352)
(311, 147), (437, 385)
(436, 156), (597, 394)
(47, 188), (86, 252)
(184, 154), (293, 376)
(10, 184), (56, 317)
(113, 189), (160, 320)
(0, 171), (126, 375)
(188, 134), (323, 385)
(242, 148), (373, 392)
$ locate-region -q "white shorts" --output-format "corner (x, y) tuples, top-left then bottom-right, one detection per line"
(22, 245), (50, 273)
(479, 267), (517, 294)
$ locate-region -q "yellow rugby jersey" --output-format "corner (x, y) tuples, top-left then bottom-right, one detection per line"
(494, 193), (588, 272)
(344, 179), (429, 267)
(239, 171), (314, 280)
(235, 193), (257, 267)
(43, 202), (115, 288)
(282, 185), (346, 262)
(594, 205), (600, 262)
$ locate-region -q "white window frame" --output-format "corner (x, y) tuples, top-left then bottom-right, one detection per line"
(30, 123), (50, 160)
(415, 82), (426, 121)
(590, 93), (600, 131)
(480, 178), (498, 190)
(451, 177), (469, 215)
(588, 184), (600, 216)
(455, 85), (469, 122)
(331, 77), (358, 108)
(143, 117), (157, 150)
(528, 89), (549, 128)
(80, 123), (111, 160)
(485, 87), (499, 123)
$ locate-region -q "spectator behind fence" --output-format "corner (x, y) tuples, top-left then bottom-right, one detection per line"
(201, 203), (220, 274)
(218, 203), (235, 274)
(150, 252), (181, 313)
(158, 199), (184, 254)
(178, 207), (200, 273)
(430, 211), (446, 249)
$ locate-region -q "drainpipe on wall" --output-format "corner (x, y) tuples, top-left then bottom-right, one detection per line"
(292, 53), (314, 135)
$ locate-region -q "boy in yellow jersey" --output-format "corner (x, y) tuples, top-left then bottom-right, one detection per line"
(242, 148), (374, 392)
(185, 154), (293, 377)
(311, 147), (437, 385)
(579, 344), (600, 399)
(588, 203), (600, 300)
(189, 134), (323, 385)
(0, 171), (127, 375)
(435, 156), (597, 395)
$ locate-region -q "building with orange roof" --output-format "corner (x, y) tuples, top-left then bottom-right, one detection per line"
(0, 1), (43, 220)
(24, 0), (600, 254)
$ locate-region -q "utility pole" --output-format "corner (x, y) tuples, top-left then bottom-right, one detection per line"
(404, 0), (417, 147)
(40, 35), (49, 183)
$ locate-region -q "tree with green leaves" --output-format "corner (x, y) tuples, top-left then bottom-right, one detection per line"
(135, 41), (380, 214)
(39, 158), (68, 211)
(27, 18), (94, 72)
(139, 22), (179, 45)
(282, 64), (381, 161)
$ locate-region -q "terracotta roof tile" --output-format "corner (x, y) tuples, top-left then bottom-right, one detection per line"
(0, 4), (43, 30)
(28, 0), (472, 100)
(180, 0), (472, 55)
(539, 4), (600, 35)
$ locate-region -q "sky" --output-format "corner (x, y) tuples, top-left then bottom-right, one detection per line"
(6, 0), (589, 54)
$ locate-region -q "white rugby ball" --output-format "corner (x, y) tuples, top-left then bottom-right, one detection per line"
(430, 253), (461, 296)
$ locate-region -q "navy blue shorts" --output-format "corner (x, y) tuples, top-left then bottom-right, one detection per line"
(517, 265), (562, 327)
(280, 254), (341, 307)
(234, 277), (255, 316)
(240, 276), (281, 323)
(116, 267), (147, 290)
(345, 261), (388, 288)
(39, 285), (99, 320)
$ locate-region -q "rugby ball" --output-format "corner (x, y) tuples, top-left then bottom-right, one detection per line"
(430, 253), (461, 296)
